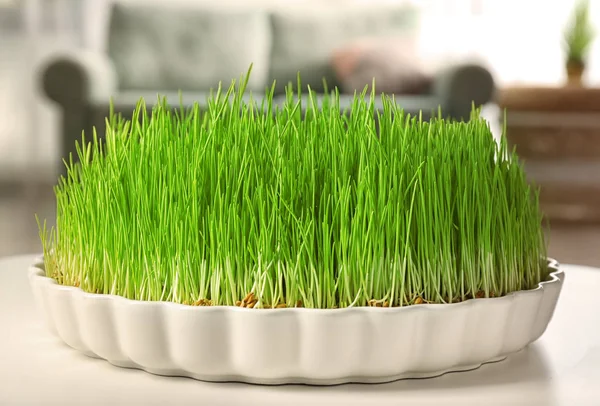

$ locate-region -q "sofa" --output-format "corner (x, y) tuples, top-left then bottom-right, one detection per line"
(41, 0), (495, 176)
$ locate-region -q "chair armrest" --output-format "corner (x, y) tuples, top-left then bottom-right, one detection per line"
(39, 51), (117, 106)
(37, 51), (118, 178)
(431, 63), (495, 121)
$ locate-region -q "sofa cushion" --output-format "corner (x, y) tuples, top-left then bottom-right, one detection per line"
(104, 90), (266, 111)
(268, 4), (419, 94)
(104, 91), (440, 121)
(107, 3), (271, 92)
(270, 93), (440, 119)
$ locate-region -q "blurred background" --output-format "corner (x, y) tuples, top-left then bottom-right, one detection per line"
(1, 0), (599, 265)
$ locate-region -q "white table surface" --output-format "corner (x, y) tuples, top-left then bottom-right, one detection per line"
(1, 254), (599, 406)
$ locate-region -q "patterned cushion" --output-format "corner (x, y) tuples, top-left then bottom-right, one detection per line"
(107, 3), (271, 92)
(268, 4), (419, 94)
(331, 39), (432, 95)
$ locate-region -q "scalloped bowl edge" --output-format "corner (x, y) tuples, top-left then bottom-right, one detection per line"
(28, 257), (564, 385)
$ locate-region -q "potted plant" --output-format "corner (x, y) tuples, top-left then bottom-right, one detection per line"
(563, 0), (595, 86)
(29, 73), (564, 385)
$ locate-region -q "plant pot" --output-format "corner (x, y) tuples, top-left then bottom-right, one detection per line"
(28, 257), (564, 385)
(566, 61), (585, 86)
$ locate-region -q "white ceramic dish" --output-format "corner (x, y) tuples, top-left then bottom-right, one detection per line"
(28, 258), (564, 385)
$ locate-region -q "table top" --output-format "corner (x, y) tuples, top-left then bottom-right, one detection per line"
(499, 86), (600, 112)
(1, 254), (600, 406)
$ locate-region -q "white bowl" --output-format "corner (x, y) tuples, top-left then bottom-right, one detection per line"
(28, 258), (564, 385)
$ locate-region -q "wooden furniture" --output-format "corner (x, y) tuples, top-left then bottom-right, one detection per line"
(2, 254), (599, 405)
(499, 86), (600, 223)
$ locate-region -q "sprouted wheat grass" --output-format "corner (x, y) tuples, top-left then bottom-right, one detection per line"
(38, 71), (548, 308)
